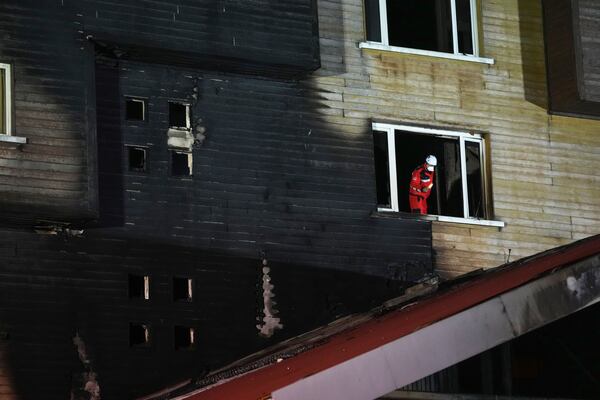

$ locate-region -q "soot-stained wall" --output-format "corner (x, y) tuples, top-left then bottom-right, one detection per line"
(0, 228), (407, 400)
(96, 59), (432, 277)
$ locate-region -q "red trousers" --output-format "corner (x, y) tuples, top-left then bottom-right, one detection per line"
(409, 194), (428, 214)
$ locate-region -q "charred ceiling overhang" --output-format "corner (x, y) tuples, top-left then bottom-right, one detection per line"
(80, 0), (321, 80)
(542, 0), (600, 119)
(91, 36), (319, 80)
(142, 234), (600, 400)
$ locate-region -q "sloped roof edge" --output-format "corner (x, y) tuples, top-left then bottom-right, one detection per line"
(144, 234), (600, 400)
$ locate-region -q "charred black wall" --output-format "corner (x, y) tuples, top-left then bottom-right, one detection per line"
(80, 0), (320, 75)
(0, 0), (320, 224)
(0, 228), (406, 400)
(0, 2), (434, 398)
(0, 0), (431, 278)
(96, 59), (432, 277)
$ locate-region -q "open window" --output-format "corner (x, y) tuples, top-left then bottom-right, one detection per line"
(171, 151), (192, 176)
(173, 277), (193, 302)
(373, 123), (494, 223)
(363, 0), (482, 59)
(0, 63), (12, 135)
(129, 323), (151, 347)
(169, 102), (190, 130)
(125, 97), (146, 121)
(174, 326), (196, 350)
(129, 274), (150, 300)
(127, 146), (147, 172)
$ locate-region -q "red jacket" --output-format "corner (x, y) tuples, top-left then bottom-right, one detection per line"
(409, 164), (434, 198)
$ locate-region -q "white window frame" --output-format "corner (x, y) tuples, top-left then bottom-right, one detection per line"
(0, 63), (13, 136)
(0, 63), (26, 144)
(373, 122), (504, 228)
(360, 0), (494, 65)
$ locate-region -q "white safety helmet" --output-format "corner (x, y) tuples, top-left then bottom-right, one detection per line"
(425, 155), (437, 171)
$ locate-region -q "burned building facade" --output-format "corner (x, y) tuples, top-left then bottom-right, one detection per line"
(0, 1), (431, 399)
(1, 0), (600, 399)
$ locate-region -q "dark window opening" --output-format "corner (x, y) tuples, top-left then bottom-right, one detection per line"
(373, 130), (391, 207)
(364, 0), (382, 42)
(171, 151), (192, 176)
(395, 131), (464, 217)
(466, 141), (484, 218)
(128, 147), (146, 172)
(373, 126), (487, 219)
(125, 97), (145, 121)
(0, 68), (6, 134)
(387, 0), (452, 52)
(366, 0), (476, 56)
(174, 326), (196, 350)
(130, 324), (150, 347)
(169, 102), (189, 128)
(457, 0), (474, 54)
(128, 274), (150, 300)
(173, 277), (193, 302)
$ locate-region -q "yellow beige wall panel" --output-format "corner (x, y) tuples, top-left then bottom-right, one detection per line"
(316, 0), (599, 276)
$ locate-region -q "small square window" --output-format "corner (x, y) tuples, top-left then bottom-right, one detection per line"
(174, 326), (196, 350)
(130, 323), (151, 347)
(128, 146), (146, 172)
(173, 277), (193, 302)
(169, 102), (190, 129)
(171, 151), (192, 176)
(126, 97), (146, 121)
(129, 274), (150, 300)
(373, 123), (488, 219)
(364, 0), (479, 56)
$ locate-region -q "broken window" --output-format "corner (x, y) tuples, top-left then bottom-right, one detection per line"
(173, 277), (193, 302)
(0, 63), (11, 135)
(364, 0), (479, 56)
(174, 326), (196, 350)
(373, 123), (487, 219)
(171, 151), (192, 176)
(169, 102), (190, 129)
(125, 97), (146, 121)
(129, 323), (151, 347)
(129, 274), (150, 300)
(127, 146), (146, 172)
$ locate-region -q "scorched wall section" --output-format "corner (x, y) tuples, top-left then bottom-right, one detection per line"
(96, 59), (432, 277)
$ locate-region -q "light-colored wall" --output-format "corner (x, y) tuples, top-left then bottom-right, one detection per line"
(313, 0), (600, 277)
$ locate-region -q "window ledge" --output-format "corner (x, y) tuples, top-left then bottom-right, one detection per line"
(374, 209), (505, 228)
(0, 134), (27, 145)
(359, 42), (495, 65)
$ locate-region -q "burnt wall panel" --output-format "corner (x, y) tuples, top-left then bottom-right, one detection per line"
(97, 60), (432, 277)
(0, 228), (406, 399)
(0, 1), (97, 222)
(79, 0), (320, 73)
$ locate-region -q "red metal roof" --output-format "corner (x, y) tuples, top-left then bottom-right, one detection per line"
(145, 234), (600, 400)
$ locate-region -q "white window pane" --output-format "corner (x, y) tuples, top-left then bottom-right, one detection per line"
(456, 0), (474, 54)
(0, 69), (5, 134)
(386, 0), (453, 53)
(465, 141), (485, 218)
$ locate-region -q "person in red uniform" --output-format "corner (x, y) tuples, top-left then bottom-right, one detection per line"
(409, 155), (437, 214)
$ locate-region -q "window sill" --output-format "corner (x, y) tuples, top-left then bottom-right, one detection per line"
(0, 134), (27, 145)
(359, 42), (495, 65)
(374, 209), (505, 228)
